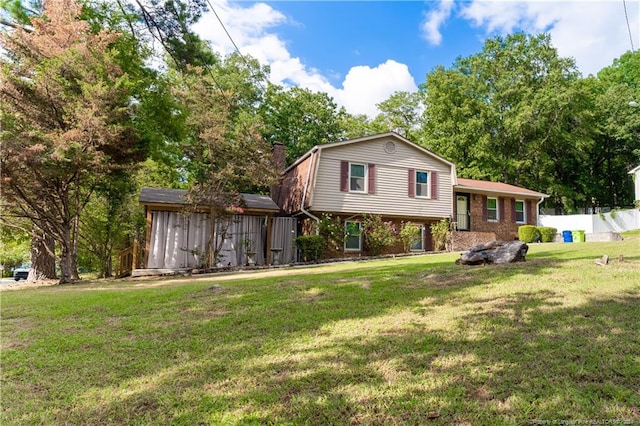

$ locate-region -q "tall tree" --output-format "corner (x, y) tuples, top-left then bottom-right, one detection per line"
(124, 0), (215, 71)
(422, 33), (589, 211)
(584, 50), (640, 209)
(260, 84), (346, 165)
(337, 112), (388, 140)
(373, 90), (424, 140)
(173, 67), (278, 266)
(0, 0), (146, 283)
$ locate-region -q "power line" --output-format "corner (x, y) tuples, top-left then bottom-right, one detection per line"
(205, 0), (268, 93)
(623, 0), (635, 52)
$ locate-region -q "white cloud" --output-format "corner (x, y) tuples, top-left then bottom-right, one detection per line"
(458, 1), (640, 76)
(333, 61), (418, 117)
(193, 1), (416, 117)
(421, 0), (456, 45)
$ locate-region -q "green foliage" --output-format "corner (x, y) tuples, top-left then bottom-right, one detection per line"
(318, 214), (345, 255)
(537, 226), (558, 243)
(374, 91), (424, 140)
(173, 65), (278, 215)
(294, 235), (324, 262)
(0, 224), (30, 276)
(362, 214), (398, 256)
(519, 225), (541, 243)
(336, 112), (388, 140)
(260, 84), (346, 165)
(421, 33), (594, 212)
(399, 222), (421, 252)
(0, 0), (39, 26)
(430, 219), (450, 251)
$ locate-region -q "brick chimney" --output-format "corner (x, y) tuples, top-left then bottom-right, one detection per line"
(271, 142), (286, 174)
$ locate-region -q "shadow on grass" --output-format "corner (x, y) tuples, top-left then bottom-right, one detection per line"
(2, 254), (639, 424)
(191, 294), (640, 424)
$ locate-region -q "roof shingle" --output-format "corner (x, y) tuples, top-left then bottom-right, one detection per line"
(455, 178), (546, 198)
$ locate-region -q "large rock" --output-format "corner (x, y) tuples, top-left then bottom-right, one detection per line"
(456, 240), (528, 265)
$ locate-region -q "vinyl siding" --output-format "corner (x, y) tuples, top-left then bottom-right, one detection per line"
(310, 138), (452, 218)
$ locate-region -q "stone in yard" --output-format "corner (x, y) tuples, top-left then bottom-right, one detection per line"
(456, 240), (529, 265)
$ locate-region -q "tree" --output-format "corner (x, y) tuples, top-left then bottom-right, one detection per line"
(260, 84), (346, 165)
(373, 90), (423, 140)
(421, 33), (589, 211)
(0, 221), (30, 277)
(584, 51), (640, 209)
(0, 0), (39, 29)
(172, 67), (278, 266)
(0, 0), (146, 283)
(337, 111), (388, 140)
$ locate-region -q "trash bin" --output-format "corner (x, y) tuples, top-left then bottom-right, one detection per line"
(562, 230), (573, 243)
(572, 230), (585, 242)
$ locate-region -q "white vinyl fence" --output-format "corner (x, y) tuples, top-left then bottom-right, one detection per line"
(539, 209), (640, 234)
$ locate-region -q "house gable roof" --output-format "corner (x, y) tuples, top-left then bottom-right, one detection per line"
(455, 178), (547, 199)
(139, 187), (279, 213)
(283, 132), (457, 178)
(629, 164), (640, 174)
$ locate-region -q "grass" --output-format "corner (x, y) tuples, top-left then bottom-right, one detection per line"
(1, 234), (639, 425)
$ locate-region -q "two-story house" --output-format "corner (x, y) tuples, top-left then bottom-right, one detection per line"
(273, 132), (546, 254)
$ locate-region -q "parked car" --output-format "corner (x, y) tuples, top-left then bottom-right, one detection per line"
(13, 265), (30, 281)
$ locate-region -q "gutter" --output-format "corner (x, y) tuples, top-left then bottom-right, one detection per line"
(300, 147), (320, 233)
(536, 196), (547, 226)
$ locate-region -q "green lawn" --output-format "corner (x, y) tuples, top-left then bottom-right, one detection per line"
(2, 235), (639, 425)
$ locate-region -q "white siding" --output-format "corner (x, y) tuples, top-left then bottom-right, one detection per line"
(311, 137), (453, 218)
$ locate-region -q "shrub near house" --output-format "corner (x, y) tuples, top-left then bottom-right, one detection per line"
(519, 225), (541, 243)
(518, 225), (558, 243)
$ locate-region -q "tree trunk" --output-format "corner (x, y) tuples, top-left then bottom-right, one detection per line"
(69, 214), (80, 281)
(59, 223), (75, 284)
(27, 231), (57, 281)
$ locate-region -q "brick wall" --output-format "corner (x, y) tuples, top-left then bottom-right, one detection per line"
(450, 231), (497, 251)
(466, 193), (538, 241)
(298, 214), (440, 258)
(273, 154), (313, 214)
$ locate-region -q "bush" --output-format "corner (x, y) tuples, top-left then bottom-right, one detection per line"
(518, 225), (541, 243)
(294, 235), (325, 262)
(537, 226), (557, 243)
(362, 214), (398, 256)
(400, 222), (421, 252)
(318, 214), (344, 255)
(430, 219), (450, 251)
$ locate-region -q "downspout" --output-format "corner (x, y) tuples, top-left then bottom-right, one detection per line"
(536, 196), (546, 226)
(300, 147), (320, 233)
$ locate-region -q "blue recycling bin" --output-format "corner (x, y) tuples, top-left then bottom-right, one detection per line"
(562, 230), (573, 243)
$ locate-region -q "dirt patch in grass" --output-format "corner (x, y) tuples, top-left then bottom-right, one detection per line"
(0, 279), (58, 291)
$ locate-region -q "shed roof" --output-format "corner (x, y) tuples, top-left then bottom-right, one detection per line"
(139, 187), (280, 212)
(455, 178), (547, 198)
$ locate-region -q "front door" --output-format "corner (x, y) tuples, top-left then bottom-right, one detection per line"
(456, 195), (470, 230)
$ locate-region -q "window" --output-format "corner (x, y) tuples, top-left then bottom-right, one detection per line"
(487, 197), (498, 221)
(345, 221), (361, 251)
(515, 200), (525, 223)
(411, 225), (425, 251)
(415, 171), (430, 198)
(350, 163), (366, 192)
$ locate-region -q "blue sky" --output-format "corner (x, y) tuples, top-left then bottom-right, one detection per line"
(195, 1), (640, 117)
